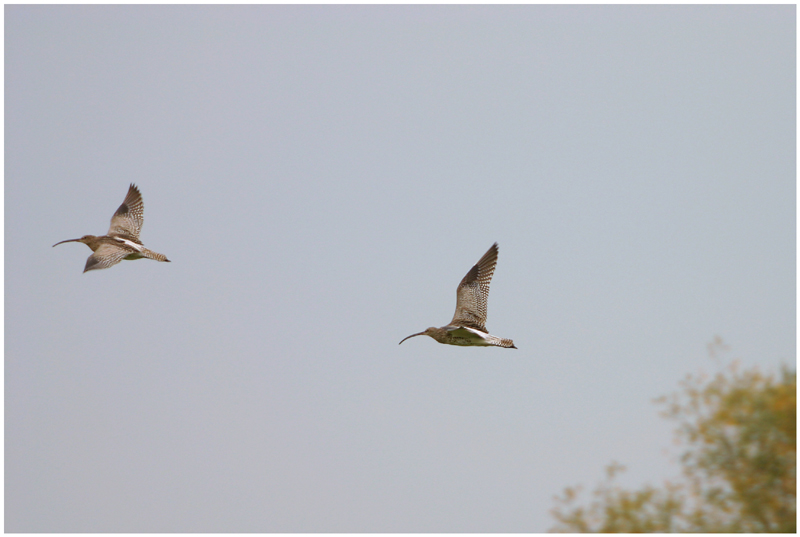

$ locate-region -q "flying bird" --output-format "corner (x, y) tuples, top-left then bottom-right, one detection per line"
(399, 242), (517, 349)
(53, 183), (170, 273)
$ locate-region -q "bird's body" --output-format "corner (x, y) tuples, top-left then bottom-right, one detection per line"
(53, 184), (170, 272)
(399, 242), (517, 349)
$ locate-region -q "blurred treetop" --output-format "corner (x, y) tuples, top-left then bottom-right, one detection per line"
(550, 344), (795, 533)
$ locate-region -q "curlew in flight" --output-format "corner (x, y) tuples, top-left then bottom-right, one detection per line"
(399, 242), (516, 349)
(53, 184), (170, 273)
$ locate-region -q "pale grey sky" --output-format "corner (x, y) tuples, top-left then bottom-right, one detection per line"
(5, 5), (795, 532)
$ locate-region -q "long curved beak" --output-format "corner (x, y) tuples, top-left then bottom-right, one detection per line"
(52, 238), (81, 247)
(399, 331), (426, 345)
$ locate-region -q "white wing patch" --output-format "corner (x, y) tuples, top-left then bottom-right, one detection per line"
(445, 325), (491, 345)
(114, 237), (144, 252)
(458, 326), (489, 338)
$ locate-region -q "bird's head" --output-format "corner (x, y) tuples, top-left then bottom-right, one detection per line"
(53, 235), (97, 247)
(399, 327), (439, 345)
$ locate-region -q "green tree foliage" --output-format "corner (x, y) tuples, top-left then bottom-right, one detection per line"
(550, 349), (796, 532)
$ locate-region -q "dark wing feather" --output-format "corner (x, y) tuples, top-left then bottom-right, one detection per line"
(450, 243), (498, 330)
(107, 183), (144, 239)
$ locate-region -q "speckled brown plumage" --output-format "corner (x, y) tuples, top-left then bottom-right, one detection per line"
(53, 184), (170, 273)
(399, 243), (516, 349)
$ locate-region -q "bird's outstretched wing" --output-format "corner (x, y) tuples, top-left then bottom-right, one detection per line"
(84, 242), (130, 272)
(450, 242), (498, 331)
(108, 183), (144, 239)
